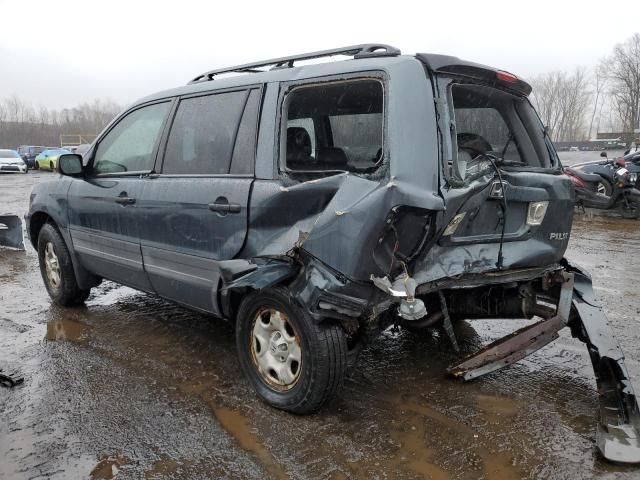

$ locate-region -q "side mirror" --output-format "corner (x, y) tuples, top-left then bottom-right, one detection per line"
(58, 154), (83, 176)
(600, 151), (608, 158)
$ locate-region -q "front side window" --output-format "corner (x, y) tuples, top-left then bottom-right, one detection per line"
(93, 102), (171, 174)
(163, 91), (247, 175)
(284, 79), (384, 174)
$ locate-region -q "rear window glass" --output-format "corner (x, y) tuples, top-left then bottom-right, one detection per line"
(163, 91), (246, 175)
(284, 80), (383, 173)
(229, 89), (260, 175)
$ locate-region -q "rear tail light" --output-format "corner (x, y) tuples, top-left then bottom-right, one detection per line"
(526, 201), (548, 226)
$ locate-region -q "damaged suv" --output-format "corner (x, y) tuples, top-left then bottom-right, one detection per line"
(27, 44), (640, 463)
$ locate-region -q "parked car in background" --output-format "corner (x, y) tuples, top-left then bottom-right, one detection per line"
(17, 145), (45, 169)
(0, 149), (28, 173)
(35, 148), (70, 171)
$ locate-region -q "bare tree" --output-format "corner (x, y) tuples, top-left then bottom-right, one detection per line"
(606, 33), (640, 144)
(0, 95), (121, 149)
(530, 68), (592, 142)
(588, 61), (608, 139)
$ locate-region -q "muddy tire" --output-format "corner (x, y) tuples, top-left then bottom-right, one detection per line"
(236, 287), (347, 414)
(37, 223), (90, 306)
(619, 198), (640, 219)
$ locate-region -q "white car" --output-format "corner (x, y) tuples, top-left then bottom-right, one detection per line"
(0, 149), (28, 173)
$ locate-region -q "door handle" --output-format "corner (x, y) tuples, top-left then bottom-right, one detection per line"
(115, 194), (136, 205)
(208, 202), (241, 214)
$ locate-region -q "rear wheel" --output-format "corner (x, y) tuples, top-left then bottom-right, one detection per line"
(37, 223), (91, 306)
(236, 287), (347, 414)
(596, 178), (612, 197)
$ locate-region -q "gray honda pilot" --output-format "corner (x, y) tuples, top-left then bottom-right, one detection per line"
(26, 44), (640, 463)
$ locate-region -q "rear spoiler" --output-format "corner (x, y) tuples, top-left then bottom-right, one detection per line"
(416, 53), (532, 97)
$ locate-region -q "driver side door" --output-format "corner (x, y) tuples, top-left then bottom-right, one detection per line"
(67, 100), (173, 291)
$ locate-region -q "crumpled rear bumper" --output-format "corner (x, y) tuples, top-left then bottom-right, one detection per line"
(448, 261), (640, 463)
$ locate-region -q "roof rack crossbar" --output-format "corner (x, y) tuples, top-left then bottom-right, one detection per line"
(188, 43), (401, 84)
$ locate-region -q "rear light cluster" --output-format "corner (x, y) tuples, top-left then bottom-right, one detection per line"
(526, 201), (549, 226)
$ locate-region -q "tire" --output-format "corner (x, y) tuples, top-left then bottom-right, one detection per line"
(33, 161), (39, 170)
(619, 197), (640, 219)
(236, 287), (347, 414)
(37, 223), (91, 306)
(595, 178), (612, 197)
(49, 161), (54, 171)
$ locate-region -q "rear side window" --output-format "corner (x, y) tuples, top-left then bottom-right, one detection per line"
(284, 79), (383, 173)
(230, 88), (261, 175)
(163, 91), (247, 175)
(93, 102), (171, 174)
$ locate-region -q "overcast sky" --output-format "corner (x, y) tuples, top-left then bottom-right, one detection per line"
(1, 0), (639, 109)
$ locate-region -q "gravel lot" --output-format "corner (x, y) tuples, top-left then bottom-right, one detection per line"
(1, 161), (639, 479)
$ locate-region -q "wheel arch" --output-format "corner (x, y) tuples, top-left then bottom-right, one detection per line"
(31, 212), (100, 290)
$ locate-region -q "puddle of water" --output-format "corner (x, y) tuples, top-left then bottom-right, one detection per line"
(383, 393), (525, 479)
(46, 317), (89, 342)
(90, 455), (129, 479)
(144, 457), (188, 479)
(476, 394), (519, 418)
(212, 406), (289, 480)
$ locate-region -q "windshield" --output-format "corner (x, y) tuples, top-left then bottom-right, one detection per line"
(0, 150), (20, 158)
(44, 149), (69, 156)
(447, 83), (556, 185)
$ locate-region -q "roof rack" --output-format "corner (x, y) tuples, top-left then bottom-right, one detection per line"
(188, 44), (401, 84)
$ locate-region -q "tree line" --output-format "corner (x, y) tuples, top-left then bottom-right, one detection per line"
(530, 33), (640, 143)
(0, 96), (122, 149)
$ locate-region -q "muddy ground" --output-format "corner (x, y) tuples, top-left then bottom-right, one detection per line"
(1, 166), (639, 479)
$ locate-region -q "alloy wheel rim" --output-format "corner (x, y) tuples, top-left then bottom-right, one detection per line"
(44, 242), (61, 288)
(250, 308), (302, 390)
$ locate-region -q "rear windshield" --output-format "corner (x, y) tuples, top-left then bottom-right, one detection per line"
(447, 83), (556, 185)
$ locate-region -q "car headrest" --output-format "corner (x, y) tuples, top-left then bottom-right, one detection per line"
(317, 147), (348, 167)
(287, 127), (312, 160)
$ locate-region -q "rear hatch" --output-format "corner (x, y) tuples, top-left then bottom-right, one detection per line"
(413, 54), (574, 286)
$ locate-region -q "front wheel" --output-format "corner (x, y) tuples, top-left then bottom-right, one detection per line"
(37, 223), (91, 306)
(236, 287), (347, 414)
(619, 197), (640, 219)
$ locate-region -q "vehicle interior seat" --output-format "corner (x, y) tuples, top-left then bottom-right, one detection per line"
(286, 127), (314, 169)
(317, 147), (348, 170)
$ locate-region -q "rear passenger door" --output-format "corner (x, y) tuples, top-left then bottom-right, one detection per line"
(138, 87), (261, 313)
